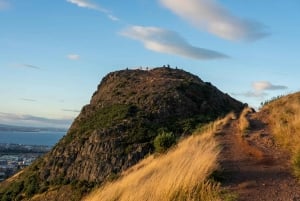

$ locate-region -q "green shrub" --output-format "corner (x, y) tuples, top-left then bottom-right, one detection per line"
(24, 176), (38, 197)
(0, 180), (25, 201)
(154, 131), (176, 153)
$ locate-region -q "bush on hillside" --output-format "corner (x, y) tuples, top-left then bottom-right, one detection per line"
(154, 131), (176, 153)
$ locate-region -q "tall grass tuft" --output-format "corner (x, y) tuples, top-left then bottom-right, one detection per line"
(84, 116), (233, 201)
(238, 107), (252, 136)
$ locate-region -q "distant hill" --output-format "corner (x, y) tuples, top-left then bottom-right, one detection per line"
(0, 124), (67, 132)
(0, 66), (244, 200)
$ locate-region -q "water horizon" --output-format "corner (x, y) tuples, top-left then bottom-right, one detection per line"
(0, 131), (66, 146)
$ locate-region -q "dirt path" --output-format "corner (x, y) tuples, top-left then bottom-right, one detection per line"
(218, 112), (300, 201)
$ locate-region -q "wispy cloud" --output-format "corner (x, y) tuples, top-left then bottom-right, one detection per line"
(11, 63), (42, 70)
(108, 14), (120, 22)
(120, 26), (228, 60)
(20, 98), (37, 102)
(0, 0), (10, 10)
(232, 81), (287, 99)
(62, 109), (80, 113)
(66, 0), (107, 12)
(252, 81), (288, 91)
(67, 54), (80, 60)
(66, 0), (119, 21)
(160, 0), (269, 41)
(21, 64), (41, 69)
(233, 91), (268, 98)
(0, 112), (73, 128)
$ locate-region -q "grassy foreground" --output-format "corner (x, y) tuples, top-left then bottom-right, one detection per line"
(83, 115), (234, 201)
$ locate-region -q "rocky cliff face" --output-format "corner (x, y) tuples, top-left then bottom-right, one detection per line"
(0, 67), (244, 200)
(43, 67), (243, 183)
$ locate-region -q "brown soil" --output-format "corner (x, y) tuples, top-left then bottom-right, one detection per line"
(218, 111), (300, 201)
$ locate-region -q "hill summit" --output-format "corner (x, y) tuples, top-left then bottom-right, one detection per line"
(0, 66), (244, 200)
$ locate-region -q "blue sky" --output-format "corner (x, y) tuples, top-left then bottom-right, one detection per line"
(0, 0), (299, 128)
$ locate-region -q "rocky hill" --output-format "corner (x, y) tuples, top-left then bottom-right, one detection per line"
(0, 67), (244, 200)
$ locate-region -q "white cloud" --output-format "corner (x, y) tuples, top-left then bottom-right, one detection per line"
(108, 14), (120, 21)
(67, 54), (80, 60)
(0, 0), (10, 10)
(232, 80), (288, 102)
(66, 0), (107, 12)
(66, 0), (119, 21)
(120, 26), (228, 60)
(160, 0), (269, 41)
(252, 81), (287, 91)
(233, 81), (287, 99)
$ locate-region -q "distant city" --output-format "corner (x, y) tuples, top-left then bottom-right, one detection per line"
(0, 143), (51, 181)
(0, 124), (65, 181)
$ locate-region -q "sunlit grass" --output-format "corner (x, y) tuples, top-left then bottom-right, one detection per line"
(83, 115), (233, 201)
(262, 92), (300, 179)
(238, 107), (252, 136)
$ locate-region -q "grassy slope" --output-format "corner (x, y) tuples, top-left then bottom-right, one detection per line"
(83, 115), (235, 201)
(261, 92), (300, 178)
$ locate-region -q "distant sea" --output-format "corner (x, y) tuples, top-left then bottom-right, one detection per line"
(0, 131), (65, 146)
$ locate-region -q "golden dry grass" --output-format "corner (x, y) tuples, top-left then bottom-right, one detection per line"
(262, 92), (300, 178)
(83, 117), (232, 201)
(263, 93), (300, 150)
(238, 107), (252, 136)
